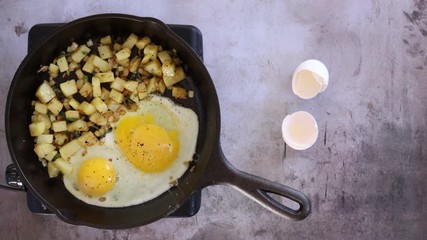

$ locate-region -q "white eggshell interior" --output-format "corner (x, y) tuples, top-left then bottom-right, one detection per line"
(292, 59), (329, 99)
(282, 111), (318, 150)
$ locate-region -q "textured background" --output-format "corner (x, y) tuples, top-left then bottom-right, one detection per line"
(1, 0), (426, 239)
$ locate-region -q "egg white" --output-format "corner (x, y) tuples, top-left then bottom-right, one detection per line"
(63, 95), (199, 207)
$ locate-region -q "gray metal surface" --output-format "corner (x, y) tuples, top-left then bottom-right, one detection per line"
(0, 0), (426, 239)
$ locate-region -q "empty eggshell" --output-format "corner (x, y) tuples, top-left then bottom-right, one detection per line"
(282, 111), (318, 150)
(292, 59), (329, 99)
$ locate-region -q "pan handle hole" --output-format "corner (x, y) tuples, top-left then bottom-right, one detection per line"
(263, 191), (301, 211)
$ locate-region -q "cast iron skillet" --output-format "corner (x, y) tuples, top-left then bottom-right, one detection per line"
(5, 14), (310, 229)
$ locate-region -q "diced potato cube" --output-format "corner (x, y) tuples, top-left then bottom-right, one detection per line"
(36, 82), (56, 103)
(141, 54), (151, 64)
(98, 45), (113, 59)
(113, 43), (122, 51)
(71, 45), (91, 63)
(60, 80), (78, 97)
(163, 66), (186, 87)
(57, 56), (69, 72)
(130, 93), (139, 103)
(79, 82), (93, 98)
(111, 77), (126, 92)
(75, 69), (84, 79)
(29, 122), (46, 137)
(92, 77), (101, 97)
(47, 98), (63, 116)
(122, 33), (138, 49)
(135, 36), (151, 50)
(100, 35), (112, 45)
(78, 101), (96, 115)
(95, 72), (115, 83)
(62, 98), (71, 110)
(115, 48), (131, 61)
(124, 81), (138, 93)
(67, 119), (88, 132)
(76, 79), (84, 89)
(77, 131), (99, 147)
(109, 89), (124, 103)
(47, 161), (60, 178)
(157, 80), (166, 94)
(140, 83), (147, 93)
(158, 51), (172, 64)
(107, 100), (121, 111)
(59, 140), (82, 160)
(162, 62), (175, 77)
(138, 92), (148, 100)
(34, 114), (51, 129)
(91, 97), (108, 114)
(52, 121), (67, 132)
(174, 66), (186, 80)
(93, 55), (111, 72)
(100, 88), (110, 101)
(82, 55), (95, 73)
(34, 143), (56, 159)
(36, 134), (53, 144)
(54, 133), (68, 146)
(117, 58), (130, 67)
(129, 56), (141, 73)
(52, 158), (73, 175)
(65, 110), (80, 121)
(45, 150), (58, 161)
(68, 98), (80, 110)
(144, 59), (162, 76)
(172, 86), (188, 99)
(188, 90), (194, 98)
(146, 77), (157, 93)
(89, 112), (108, 126)
(49, 63), (59, 77)
(69, 62), (78, 71)
(68, 42), (78, 52)
(144, 44), (158, 60)
(34, 102), (48, 114)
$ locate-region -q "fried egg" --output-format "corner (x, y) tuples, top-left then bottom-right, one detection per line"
(63, 95), (198, 207)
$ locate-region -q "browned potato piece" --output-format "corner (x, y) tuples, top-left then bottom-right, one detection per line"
(172, 87), (188, 99)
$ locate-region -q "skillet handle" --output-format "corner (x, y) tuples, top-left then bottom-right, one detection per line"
(230, 168), (311, 221)
(200, 146), (311, 221)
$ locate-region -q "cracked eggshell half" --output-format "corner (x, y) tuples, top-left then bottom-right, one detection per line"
(292, 59), (329, 99)
(282, 111), (318, 150)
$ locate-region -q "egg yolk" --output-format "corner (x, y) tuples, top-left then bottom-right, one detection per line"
(77, 157), (116, 197)
(115, 115), (179, 172)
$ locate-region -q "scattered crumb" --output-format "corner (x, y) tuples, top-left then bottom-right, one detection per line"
(14, 22), (28, 37)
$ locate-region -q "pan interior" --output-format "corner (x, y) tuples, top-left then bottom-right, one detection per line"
(5, 14), (220, 228)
